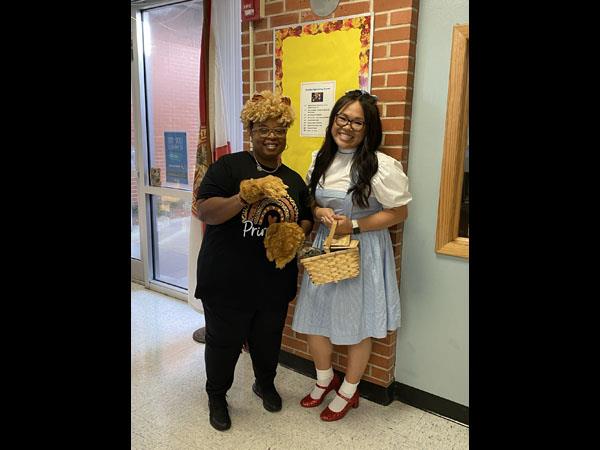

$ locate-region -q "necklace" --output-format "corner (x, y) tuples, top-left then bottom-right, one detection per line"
(249, 151), (281, 174)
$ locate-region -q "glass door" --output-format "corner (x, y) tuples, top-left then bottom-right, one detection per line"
(131, 0), (203, 298)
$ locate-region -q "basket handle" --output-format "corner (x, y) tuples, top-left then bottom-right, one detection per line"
(322, 220), (337, 253)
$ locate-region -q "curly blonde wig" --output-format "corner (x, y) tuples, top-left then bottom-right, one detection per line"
(240, 90), (295, 130)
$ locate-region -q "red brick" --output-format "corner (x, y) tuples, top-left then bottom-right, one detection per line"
(255, 56), (273, 69)
(389, 229), (403, 245)
(373, 44), (387, 59)
(294, 331), (308, 341)
(266, 1), (284, 15)
(242, 45), (249, 58)
(338, 354), (347, 367)
(384, 133), (405, 146)
(283, 326), (294, 337)
(370, 366), (392, 383)
(385, 103), (408, 117)
(285, 0), (310, 10)
(371, 74), (386, 88)
(374, 26), (412, 44)
(376, 331), (396, 345)
(390, 42), (414, 57)
(387, 73), (409, 87)
(374, 0), (417, 12)
(254, 43), (270, 56)
(282, 336), (308, 352)
(242, 22), (249, 33)
(256, 81), (274, 92)
(368, 353), (394, 369)
(375, 13), (388, 28)
(254, 30), (273, 43)
(371, 341), (394, 356)
(270, 12), (300, 28)
(242, 58), (250, 71)
(254, 69), (271, 82)
(254, 18), (269, 30)
(393, 222), (405, 233)
(372, 57), (409, 73)
(386, 118), (410, 133)
(285, 315), (293, 325)
(382, 118), (408, 133)
(242, 32), (249, 45)
(372, 87), (408, 102)
(390, 9), (414, 25)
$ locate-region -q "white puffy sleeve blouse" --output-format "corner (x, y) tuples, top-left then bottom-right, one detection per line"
(305, 150), (412, 209)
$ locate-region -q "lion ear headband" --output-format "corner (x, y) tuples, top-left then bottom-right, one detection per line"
(250, 93), (292, 106)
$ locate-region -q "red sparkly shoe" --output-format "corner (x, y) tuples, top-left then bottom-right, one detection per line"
(319, 389), (360, 421)
(300, 373), (342, 408)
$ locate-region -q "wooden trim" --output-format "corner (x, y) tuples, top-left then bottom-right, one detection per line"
(435, 24), (469, 259)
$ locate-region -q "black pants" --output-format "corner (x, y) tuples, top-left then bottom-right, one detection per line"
(202, 301), (288, 397)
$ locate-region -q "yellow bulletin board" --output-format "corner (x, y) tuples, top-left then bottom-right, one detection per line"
(273, 14), (373, 179)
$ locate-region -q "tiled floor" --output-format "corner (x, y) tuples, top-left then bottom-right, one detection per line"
(131, 282), (469, 449)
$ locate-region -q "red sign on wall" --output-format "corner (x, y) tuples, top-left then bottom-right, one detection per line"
(241, 0), (261, 22)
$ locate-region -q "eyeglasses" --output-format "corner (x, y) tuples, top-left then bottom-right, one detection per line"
(345, 89), (378, 102)
(335, 114), (365, 131)
(252, 127), (288, 137)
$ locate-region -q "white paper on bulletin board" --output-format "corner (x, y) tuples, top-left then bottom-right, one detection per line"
(300, 81), (336, 137)
(273, 14), (373, 178)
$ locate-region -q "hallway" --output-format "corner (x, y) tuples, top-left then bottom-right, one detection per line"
(131, 283), (469, 449)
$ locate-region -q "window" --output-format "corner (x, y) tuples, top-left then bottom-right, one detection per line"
(435, 24), (469, 259)
(131, 0), (203, 293)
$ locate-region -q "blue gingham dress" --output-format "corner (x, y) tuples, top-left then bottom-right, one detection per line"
(291, 187), (401, 345)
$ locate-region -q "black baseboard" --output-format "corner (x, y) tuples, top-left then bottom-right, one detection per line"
(393, 382), (469, 425)
(278, 350), (468, 425)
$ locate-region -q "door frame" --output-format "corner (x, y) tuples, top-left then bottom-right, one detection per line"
(131, 1), (196, 301)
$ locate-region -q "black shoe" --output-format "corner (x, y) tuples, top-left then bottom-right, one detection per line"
(192, 327), (206, 343)
(252, 381), (282, 412)
(208, 396), (231, 431)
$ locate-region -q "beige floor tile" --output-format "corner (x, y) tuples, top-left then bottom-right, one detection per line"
(131, 283), (469, 449)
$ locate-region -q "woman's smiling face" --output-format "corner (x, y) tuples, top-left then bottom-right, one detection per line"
(332, 100), (366, 150)
(250, 117), (288, 162)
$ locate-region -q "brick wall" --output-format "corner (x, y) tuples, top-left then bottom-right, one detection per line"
(242, 0), (420, 387)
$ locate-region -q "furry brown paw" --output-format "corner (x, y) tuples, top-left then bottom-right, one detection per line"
(264, 222), (305, 269)
(239, 175), (288, 204)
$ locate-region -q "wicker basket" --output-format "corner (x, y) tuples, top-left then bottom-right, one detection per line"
(300, 221), (360, 285)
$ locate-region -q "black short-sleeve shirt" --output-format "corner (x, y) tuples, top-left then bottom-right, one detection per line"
(195, 151), (313, 310)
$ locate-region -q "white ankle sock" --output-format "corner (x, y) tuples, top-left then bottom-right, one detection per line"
(328, 379), (358, 412)
(310, 367), (334, 400)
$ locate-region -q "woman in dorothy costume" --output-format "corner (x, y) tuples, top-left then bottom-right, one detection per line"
(292, 89), (412, 422)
